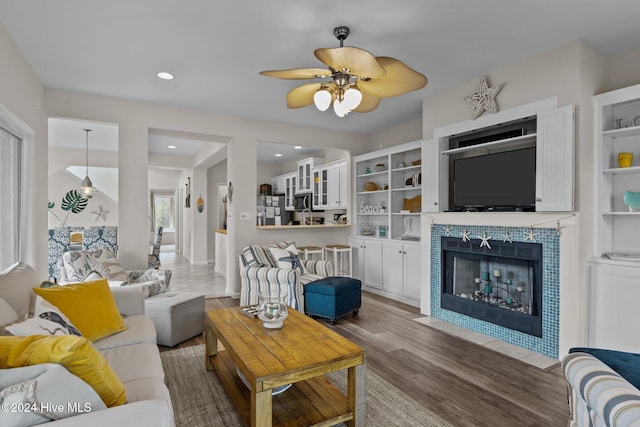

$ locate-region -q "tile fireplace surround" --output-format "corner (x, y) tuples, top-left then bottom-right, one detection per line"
(430, 224), (560, 359)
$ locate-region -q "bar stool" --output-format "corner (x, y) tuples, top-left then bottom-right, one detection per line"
(297, 245), (324, 261)
(324, 244), (352, 277)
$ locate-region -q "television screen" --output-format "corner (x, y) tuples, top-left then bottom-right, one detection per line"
(452, 147), (536, 211)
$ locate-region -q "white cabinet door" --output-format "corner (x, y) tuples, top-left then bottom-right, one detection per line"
(349, 237), (364, 281)
(329, 161), (348, 209)
(297, 157), (321, 194)
(284, 173), (296, 211)
(363, 239), (383, 289)
(350, 237), (383, 289)
(588, 260), (640, 352)
(382, 241), (404, 295)
(312, 167), (329, 209)
(536, 105), (574, 212)
(421, 139), (441, 212)
(403, 243), (422, 301)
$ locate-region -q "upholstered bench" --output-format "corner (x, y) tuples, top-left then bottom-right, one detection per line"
(563, 347), (640, 425)
(144, 291), (205, 347)
(304, 276), (361, 325)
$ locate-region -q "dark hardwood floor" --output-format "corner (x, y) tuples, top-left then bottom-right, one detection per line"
(161, 292), (570, 426)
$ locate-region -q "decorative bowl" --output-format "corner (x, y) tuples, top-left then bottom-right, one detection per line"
(364, 182), (378, 192)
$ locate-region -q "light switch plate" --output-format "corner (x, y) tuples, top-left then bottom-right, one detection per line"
(239, 212), (251, 220)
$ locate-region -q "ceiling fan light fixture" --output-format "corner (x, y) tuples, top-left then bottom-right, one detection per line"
(343, 86), (362, 111)
(333, 99), (349, 117)
(313, 89), (332, 111)
(260, 25), (427, 116)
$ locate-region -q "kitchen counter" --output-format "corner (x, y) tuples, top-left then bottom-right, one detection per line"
(256, 223), (351, 230)
(215, 229), (227, 234)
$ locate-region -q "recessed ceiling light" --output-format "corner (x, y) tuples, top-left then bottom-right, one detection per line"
(275, 153), (283, 157)
(294, 146), (302, 149)
(156, 71), (175, 80)
(168, 145), (176, 149)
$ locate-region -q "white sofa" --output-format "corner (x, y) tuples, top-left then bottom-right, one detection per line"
(0, 262), (175, 427)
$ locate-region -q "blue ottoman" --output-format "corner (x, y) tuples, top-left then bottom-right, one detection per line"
(304, 276), (361, 325)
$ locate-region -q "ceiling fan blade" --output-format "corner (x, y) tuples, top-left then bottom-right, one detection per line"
(358, 56), (427, 98)
(260, 68), (331, 80)
(351, 89), (381, 113)
(314, 47), (386, 78)
(286, 83), (323, 108)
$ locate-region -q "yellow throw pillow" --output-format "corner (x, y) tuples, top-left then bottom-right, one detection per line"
(33, 278), (126, 342)
(0, 335), (127, 407)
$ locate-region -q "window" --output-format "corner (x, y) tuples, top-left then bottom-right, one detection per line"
(151, 191), (175, 231)
(0, 126), (23, 270)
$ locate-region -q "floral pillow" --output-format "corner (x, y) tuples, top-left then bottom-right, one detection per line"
(63, 248), (128, 282)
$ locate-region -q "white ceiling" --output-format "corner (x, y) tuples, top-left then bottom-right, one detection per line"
(256, 142), (321, 164)
(4, 1), (640, 136)
(49, 117), (215, 158)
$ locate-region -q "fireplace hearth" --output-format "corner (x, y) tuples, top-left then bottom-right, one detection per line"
(440, 236), (542, 337)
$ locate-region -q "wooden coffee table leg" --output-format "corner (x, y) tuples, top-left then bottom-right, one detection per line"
(347, 363), (367, 427)
(205, 323), (217, 371)
(251, 389), (272, 427)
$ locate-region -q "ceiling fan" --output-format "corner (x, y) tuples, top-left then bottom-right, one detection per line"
(260, 26), (428, 117)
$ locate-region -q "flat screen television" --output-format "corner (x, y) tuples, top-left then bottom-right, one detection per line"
(451, 147), (536, 211)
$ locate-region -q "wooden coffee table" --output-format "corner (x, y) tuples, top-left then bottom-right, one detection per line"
(205, 307), (366, 427)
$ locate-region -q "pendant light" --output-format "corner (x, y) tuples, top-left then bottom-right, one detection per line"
(79, 129), (94, 199)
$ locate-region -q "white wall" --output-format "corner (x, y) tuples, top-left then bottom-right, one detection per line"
(207, 159), (227, 260)
(368, 117), (422, 151)
(49, 146), (119, 229)
(47, 169), (118, 228)
(0, 23), (47, 275)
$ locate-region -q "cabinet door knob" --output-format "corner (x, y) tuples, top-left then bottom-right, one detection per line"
(536, 197), (542, 202)
(433, 201), (438, 205)
(398, 250), (402, 253)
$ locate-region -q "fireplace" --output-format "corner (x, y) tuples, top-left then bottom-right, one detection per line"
(440, 236), (542, 337)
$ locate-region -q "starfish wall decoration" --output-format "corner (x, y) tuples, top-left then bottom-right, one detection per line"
(460, 229), (471, 242)
(524, 227), (540, 243)
(444, 225), (453, 236)
(502, 231), (513, 243)
(464, 76), (503, 119)
(91, 205), (109, 222)
(478, 232), (492, 249)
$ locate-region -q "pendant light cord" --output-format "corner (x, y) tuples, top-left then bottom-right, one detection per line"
(84, 129), (91, 176)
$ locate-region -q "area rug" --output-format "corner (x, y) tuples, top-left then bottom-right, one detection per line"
(161, 344), (452, 427)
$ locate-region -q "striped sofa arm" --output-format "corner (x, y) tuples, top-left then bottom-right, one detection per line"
(303, 260), (334, 277)
(239, 266), (304, 312)
(562, 352), (640, 427)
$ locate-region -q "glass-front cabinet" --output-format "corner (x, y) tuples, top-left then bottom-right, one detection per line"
(312, 167), (329, 209)
(284, 172), (296, 211)
(297, 157), (322, 194)
(313, 159), (347, 210)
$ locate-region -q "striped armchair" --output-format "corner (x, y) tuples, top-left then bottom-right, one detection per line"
(238, 242), (334, 311)
(563, 348), (640, 426)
